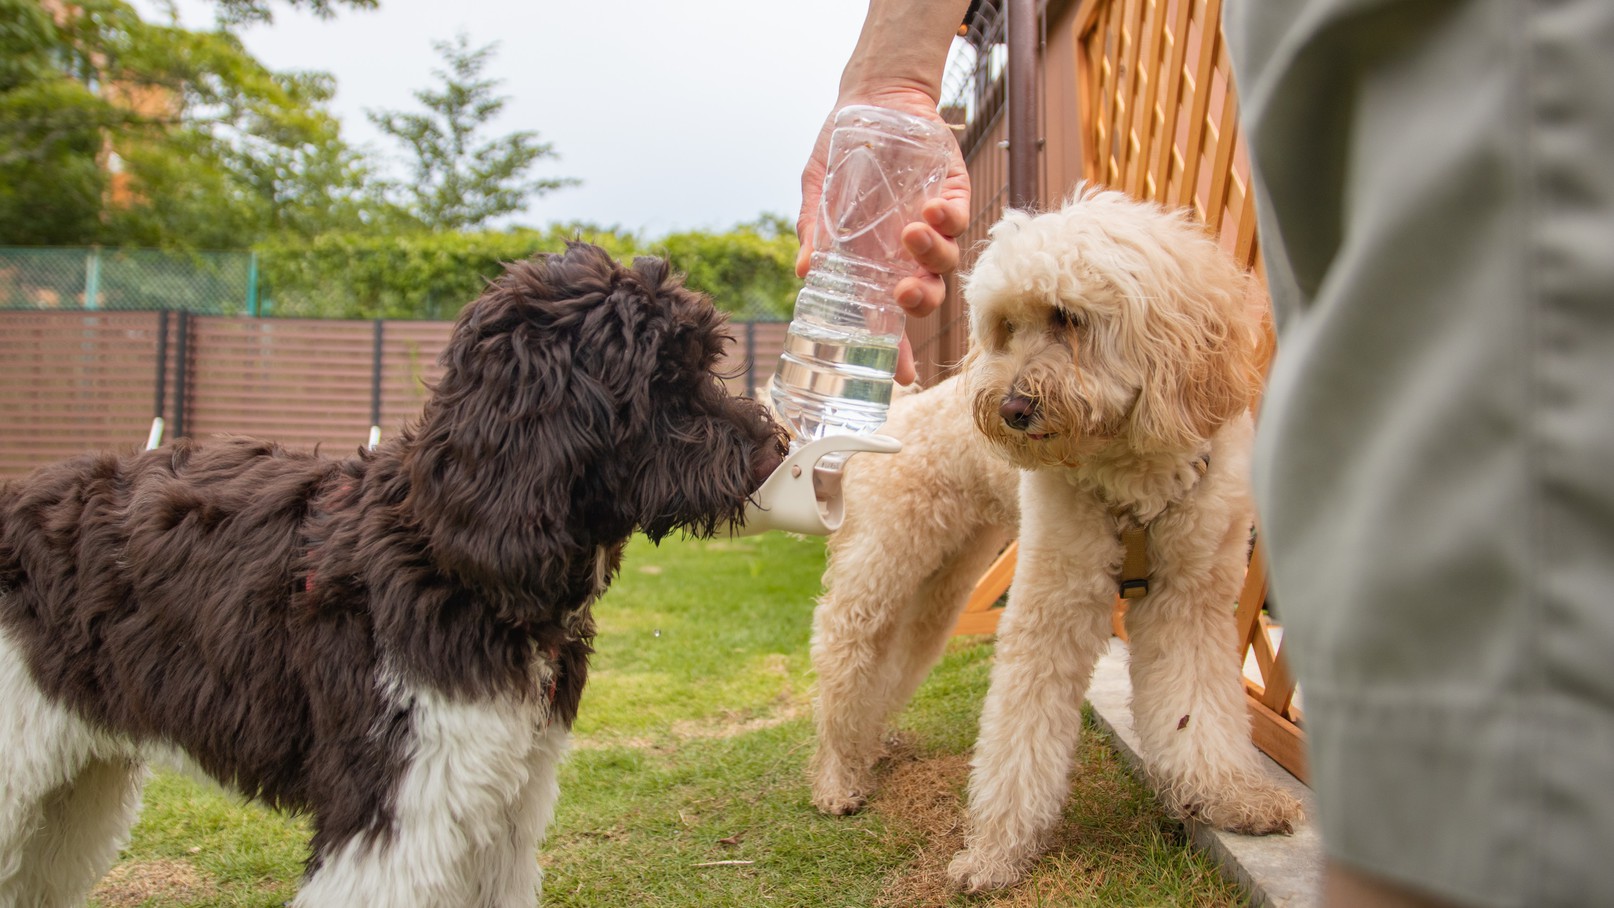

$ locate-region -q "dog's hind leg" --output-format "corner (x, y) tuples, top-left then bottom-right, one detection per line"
(811, 520), (1011, 815)
(3, 757), (147, 908)
(0, 629), (145, 908)
(885, 525), (1013, 720)
(811, 376), (1021, 816)
(810, 540), (930, 816)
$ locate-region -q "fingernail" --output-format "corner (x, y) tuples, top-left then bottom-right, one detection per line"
(898, 287), (924, 308)
(909, 231), (933, 254)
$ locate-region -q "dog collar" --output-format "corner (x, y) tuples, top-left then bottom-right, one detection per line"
(1110, 452), (1211, 599)
(1118, 524), (1151, 600)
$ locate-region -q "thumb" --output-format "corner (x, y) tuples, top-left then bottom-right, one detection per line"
(795, 170), (823, 279)
(895, 336), (917, 386)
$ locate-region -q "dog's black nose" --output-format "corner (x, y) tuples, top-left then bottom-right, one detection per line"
(1000, 394), (1037, 431)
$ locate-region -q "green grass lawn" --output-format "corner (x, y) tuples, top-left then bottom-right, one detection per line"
(90, 533), (1244, 907)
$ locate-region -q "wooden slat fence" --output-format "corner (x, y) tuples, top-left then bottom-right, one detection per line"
(734, 320), (789, 399)
(379, 320), (457, 439)
(0, 312), (786, 480)
(185, 318), (393, 453)
(1, 312), (172, 477)
(917, 1), (1012, 387)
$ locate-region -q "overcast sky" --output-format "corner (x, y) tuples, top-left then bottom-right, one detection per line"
(139, 0), (881, 237)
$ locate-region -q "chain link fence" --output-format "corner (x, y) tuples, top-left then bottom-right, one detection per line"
(0, 246), (794, 322)
(0, 247), (259, 315)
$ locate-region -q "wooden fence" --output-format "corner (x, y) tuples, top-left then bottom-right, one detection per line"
(942, 0), (1307, 782)
(0, 311), (786, 480)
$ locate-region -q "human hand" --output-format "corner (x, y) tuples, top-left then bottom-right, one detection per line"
(796, 88), (971, 385)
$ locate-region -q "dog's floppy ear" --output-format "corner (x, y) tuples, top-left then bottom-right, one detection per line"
(1127, 251), (1265, 451)
(590, 255), (730, 437)
(402, 244), (632, 592)
(606, 256), (775, 542)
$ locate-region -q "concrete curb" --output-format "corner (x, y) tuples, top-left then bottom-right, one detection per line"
(1085, 638), (1323, 907)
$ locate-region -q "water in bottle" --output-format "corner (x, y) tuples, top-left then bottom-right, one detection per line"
(769, 105), (954, 448)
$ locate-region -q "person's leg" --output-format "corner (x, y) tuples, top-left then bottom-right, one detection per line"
(1325, 861), (1466, 908)
(1227, 0), (1614, 904)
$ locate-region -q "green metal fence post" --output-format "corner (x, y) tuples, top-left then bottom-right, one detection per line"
(247, 251), (261, 317)
(84, 247), (101, 310)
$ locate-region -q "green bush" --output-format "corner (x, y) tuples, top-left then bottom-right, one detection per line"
(650, 214), (799, 321)
(255, 217), (799, 321)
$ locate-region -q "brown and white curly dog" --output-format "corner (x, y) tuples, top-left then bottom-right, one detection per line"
(809, 189), (1303, 891)
(0, 243), (786, 908)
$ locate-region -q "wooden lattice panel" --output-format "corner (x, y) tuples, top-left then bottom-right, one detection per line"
(1081, 0), (1260, 268)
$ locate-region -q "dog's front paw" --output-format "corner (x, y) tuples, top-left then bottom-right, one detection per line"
(810, 770), (871, 815)
(946, 847), (1027, 893)
(1182, 778), (1305, 836)
(810, 754), (875, 816)
(813, 793), (865, 819)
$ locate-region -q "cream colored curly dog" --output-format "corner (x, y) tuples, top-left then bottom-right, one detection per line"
(809, 188), (1303, 892)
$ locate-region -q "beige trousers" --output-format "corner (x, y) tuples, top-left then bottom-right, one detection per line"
(1225, 0), (1614, 905)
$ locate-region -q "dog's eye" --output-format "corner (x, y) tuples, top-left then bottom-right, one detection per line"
(992, 320), (1017, 348)
(1052, 308), (1085, 331)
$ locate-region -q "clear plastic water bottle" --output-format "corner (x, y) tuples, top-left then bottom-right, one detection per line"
(769, 104), (954, 448)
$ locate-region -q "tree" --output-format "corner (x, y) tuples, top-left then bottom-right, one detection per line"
(368, 34), (575, 232)
(103, 60), (404, 247)
(146, 0), (380, 27)
(0, 0), (399, 248)
(0, 0), (128, 244)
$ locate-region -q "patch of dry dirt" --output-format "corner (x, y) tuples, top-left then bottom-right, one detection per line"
(91, 859), (218, 908)
(867, 744), (972, 908)
(862, 735), (1196, 908)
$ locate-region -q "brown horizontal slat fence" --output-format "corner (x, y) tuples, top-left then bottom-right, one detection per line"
(377, 320), (454, 445)
(0, 312), (171, 477)
(730, 321), (788, 399)
(186, 318), (377, 454)
(1, 312), (786, 481)
(919, 0), (1012, 387)
(913, 105), (1009, 385)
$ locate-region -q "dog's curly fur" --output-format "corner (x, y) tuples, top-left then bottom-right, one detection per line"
(0, 242), (786, 908)
(808, 189), (1303, 892)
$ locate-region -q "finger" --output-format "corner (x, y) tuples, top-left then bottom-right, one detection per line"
(794, 202), (818, 279)
(894, 272), (946, 318)
(922, 196), (970, 240)
(795, 117), (835, 280)
(895, 336), (917, 386)
(901, 222), (960, 277)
